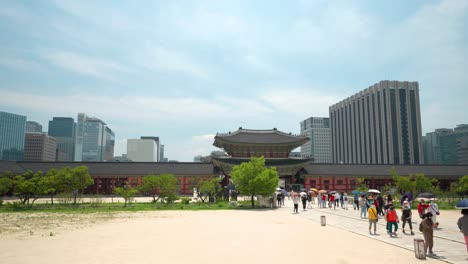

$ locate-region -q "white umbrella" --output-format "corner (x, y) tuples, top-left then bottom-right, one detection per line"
(368, 189), (381, 194)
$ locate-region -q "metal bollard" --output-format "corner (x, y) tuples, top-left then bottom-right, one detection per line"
(320, 215), (326, 226)
(413, 239), (426, 259)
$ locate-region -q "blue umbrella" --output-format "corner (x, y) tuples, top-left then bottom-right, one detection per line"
(351, 190), (360, 195)
(455, 198), (468, 209)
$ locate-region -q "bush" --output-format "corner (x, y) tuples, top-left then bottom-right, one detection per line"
(180, 197), (191, 205)
(0, 199), (3, 206)
(6, 202), (23, 211)
(89, 195), (104, 207)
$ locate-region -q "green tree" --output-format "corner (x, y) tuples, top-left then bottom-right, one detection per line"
(413, 173), (438, 195)
(13, 171), (49, 207)
(391, 168), (414, 194)
(139, 175), (160, 202)
(114, 187), (138, 207)
(43, 168), (60, 205)
(157, 174), (178, 204)
(199, 177), (222, 203)
(456, 175), (468, 195)
(356, 177), (369, 192)
(230, 156), (279, 208)
(0, 176), (13, 195)
(69, 166), (94, 204)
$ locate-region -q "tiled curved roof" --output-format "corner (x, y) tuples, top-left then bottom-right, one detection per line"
(214, 128), (308, 145)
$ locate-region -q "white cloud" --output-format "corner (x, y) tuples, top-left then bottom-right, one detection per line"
(140, 46), (212, 80)
(189, 134), (218, 157)
(44, 51), (127, 80)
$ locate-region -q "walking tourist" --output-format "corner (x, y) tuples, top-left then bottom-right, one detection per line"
(276, 189), (283, 208)
(377, 194), (384, 216)
(339, 192), (344, 208)
(300, 191), (307, 210)
(281, 188), (287, 205)
(457, 209), (468, 258)
(343, 193), (348, 210)
(418, 199), (429, 219)
(428, 199), (440, 228)
(368, 204), (378, 235)
(360, 195), (367, 218)
(335, 192), (340, 208)
(385, 205), (399, 237)
(353, 193), (359, 210)
(321, 193), (326, 208)
(401, 201), (414, 235)
(330, 193), (336, 209)
(421, 212), (435, 256)
(292, 192), (299, 214)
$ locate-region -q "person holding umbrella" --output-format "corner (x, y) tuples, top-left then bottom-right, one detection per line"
(457, 209), (468, 258)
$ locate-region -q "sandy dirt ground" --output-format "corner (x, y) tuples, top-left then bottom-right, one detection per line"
(0, 209), (447, 264)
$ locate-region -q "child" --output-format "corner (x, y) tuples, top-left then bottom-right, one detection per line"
(385, 205), (400, 237)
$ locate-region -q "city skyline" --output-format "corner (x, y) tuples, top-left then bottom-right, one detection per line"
(1, 0), (467, 161)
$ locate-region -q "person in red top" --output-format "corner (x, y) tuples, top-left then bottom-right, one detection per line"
(418, 199), (430, 219)
(330, 193), (336, 209)
(385, 205), (400, 237)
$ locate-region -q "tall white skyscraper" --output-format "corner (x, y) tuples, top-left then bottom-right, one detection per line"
(300, 117), (332, 163)
(127, 138), (159, 162)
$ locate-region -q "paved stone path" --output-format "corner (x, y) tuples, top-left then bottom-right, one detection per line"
(277, 199), (467, 264)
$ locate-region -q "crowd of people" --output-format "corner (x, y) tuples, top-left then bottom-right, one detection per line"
(274, 187), (468, 258)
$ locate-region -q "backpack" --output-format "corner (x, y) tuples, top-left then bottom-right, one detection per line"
(419, 221), (423, 232)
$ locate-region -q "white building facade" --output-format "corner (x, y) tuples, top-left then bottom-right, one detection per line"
(300, 117), (332, 163)
(127, 139), (159, 162)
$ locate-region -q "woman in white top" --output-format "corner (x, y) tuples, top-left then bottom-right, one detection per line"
(428, 199), (440, 227)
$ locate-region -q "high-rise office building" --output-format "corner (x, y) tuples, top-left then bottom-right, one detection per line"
(329, 80), (424, 164)
(24, 132), (57, 161)
(26, 121), (43, 133)
(127, 138), (159, 162)
(160, 144), (167, 162)
(0, 111), (26, 160)
(74, 113), (115, 161)
(424, 124), (468, 165)
(300, 117), (332, 163)
(48, 117), (76, 161)
(140, 136), (160, 161)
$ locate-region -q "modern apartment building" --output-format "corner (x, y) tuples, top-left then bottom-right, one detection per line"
(140, 136), (160, 161)
(24, 132), (57, 161)
(300, 117), (332, 162)
(48, 117), (76, 161)
(26, 121), (43, 133)
(127, 138), (159, 162)
(0, 111), (26, 160)
(424, 124), (468, 165)
(74, 113), (115, 161)
(329, 80), (424, 164)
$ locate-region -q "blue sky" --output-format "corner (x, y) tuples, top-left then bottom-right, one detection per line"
(1, 0), (467, 161)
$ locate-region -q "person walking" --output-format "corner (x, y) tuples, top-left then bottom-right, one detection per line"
(368, 204), (378, 235)
(281, 188), (287, 205)
(339, 192), (344, 208)
(385, 205), (399, 237)
(321, 193), (326, 208)
(300, 191), (307, 211)
(276, 190), (283, 208)
(330, 193), (336, 209)
(428, 199), (440, 228)
(343, 193), (349, 210)
(353, 193), (359, 210)
(360, 195), (367, 218)
(377, 194), (384, 216)
(401, 200), (414, 235)
(292, 192), (299, 214)
(457, 209), (468, 258)
(421, 212), (435, 256)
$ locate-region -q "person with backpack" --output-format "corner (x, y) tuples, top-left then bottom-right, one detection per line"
(421, 212), (435, 256)
(385, 205), (400, 237)
(401, 200), (414, 235)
